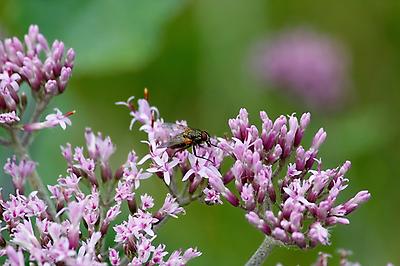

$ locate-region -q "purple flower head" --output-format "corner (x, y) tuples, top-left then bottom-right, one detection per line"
(208, 173), (239, 207)
(0, 110), (20, 124)
(147, 151), (179, 186)
(105, 204), (122, 224)
(4, 156), (36, 192)
(72, 147), (96, 184)
(151, 244), (168, 265)
(109, 248), (120, 266)
(5, 246), (25, 266)
(203, 187), (223, 205)
(122, 152), (152, 190)
(253, 28), (350, 109)
(182, 153), (220, 182)
(0, 71), (20, 92)
(156, 193), (185, 219)
(182, 248), (202, 263)
(84, 128), (116, 163)
(140, 194), (154, 210)
(67, 200), (85, 249)
(116, 96), (159, 131)
(313, 252), (331, 266)
(60, 143), (73, 165)
(241, 183), (256, 211)
(11, 219), (41, 251)
(164, 248), (202, 265)
(1, 25), (75, 94)
(136, 236), (156, 263)
(191, 108), (370, 249)
(308, 222), (330, 246)
(114, 180), (135, 203)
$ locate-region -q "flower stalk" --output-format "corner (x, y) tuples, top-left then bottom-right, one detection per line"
(245, 236), (279, 266)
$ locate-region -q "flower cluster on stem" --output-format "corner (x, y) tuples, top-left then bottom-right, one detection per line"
(1, 128), (201, 265)
(0, 25), (75, 222)
(118, 92), (370, 265)
(0, 24), (371, 266)
(121, 94), (370, 250)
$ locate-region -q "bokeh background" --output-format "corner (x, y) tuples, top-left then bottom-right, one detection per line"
(0, 0), (399, 265)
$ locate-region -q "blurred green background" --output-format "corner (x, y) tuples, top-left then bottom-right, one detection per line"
(0, 0), (399, 265)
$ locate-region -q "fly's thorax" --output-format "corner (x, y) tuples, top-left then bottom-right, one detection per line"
(183, 128), (203, 144)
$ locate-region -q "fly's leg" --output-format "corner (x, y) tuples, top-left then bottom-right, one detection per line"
(193, 145), (213, 163)
(172, 145), (191, 157)
(207, 140), (219, 148)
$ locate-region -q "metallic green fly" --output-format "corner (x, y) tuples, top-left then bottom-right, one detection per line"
(158, 123), (217, 162)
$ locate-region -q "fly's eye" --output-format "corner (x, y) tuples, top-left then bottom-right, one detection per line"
(201, 131), (208, 141)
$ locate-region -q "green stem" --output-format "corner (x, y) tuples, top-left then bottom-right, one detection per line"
(0, 136), (11, 146)
(244, 236), (278, 266)
(22, 95), (51, 147)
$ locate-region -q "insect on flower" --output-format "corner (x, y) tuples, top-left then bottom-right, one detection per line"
(158, 123), (217, 162)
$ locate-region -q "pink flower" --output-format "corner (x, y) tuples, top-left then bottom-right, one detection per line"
(137, 236), (155, 263)
(208, 174), (239, 207)
(84, 128), (115, 163)
(151, 244), (168, 265)
(147, 152), (179, 186)
(203, 187), (222, 205)
(241, 183), (256, 211)
(156, 194), (185, 219)
(123, 154), (151, 189)
(0, 71), (20, 91)
(182, 247), (202, 263)
(60, 143), (73, 165)
(104, 204), (121, 224)
(253, 28), (349, 109)
(23, 108), (74, 131)
(109, 248), (120, 266)
(182, 153), (220, 182)
(114, 180), (135, 202)
(5, 246), (25, 266)
(245, 212), (271, 235)
(0, 111), (20, 124)
(308, 222), (330, 246)
(67, 200), (85, 249)
(4, 156), (36, 192)
(342, 190), (371, 214)
(12, 219), (41, 251)
(116, 97), (158, 130)
(140, 194), (154, 210)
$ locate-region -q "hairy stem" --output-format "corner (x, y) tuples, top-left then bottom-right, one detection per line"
(245, 236), (278, 266)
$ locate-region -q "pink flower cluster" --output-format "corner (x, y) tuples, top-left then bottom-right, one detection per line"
(3, 155), (36, 193)
(253, 28), (349, 110)
(0, 128), (201, 265)
(308, 249), (394, 266)
(225, 109), (370, 248)
(0, 25), (74, 130)
(120, 94), (370, 249)
(0, 25), (372, 265)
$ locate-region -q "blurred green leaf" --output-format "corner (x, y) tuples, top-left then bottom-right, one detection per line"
(7, 0), (186, 75)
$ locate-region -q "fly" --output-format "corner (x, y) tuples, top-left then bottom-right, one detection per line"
(158, 123), (217, 162)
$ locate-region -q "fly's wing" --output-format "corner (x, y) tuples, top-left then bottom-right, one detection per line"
(159, 122), (187, 137)
(158, 132), (188, 149)
(156, 122), (190, 149)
